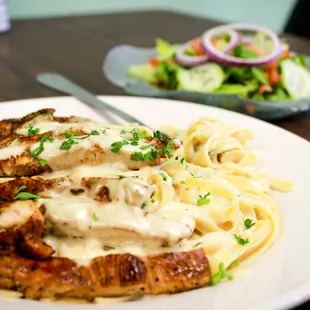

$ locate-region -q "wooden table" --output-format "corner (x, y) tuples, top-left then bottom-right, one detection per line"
(0, 10), (309, 309)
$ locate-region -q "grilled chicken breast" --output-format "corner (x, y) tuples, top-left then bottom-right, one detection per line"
(0, 109), (211, 301)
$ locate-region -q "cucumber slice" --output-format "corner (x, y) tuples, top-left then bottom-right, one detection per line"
(177, 63), (225, 92)
(281, 59), (310, 99)
(128, 64), (157, 83)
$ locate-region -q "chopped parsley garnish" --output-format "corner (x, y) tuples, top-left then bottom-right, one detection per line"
(66, 175), (71, 178)
(140, 144), (154, 150)
(141, 201), (147, 209)
(180, 180), (185, 184)
(234, 235), (249, 245)
(153, 130), (163, 138)
(131, 128), (147, 141)
(188, 171), (202, 178)
(14, 186), (39, 201)
(160, 173), (167, 181)
(193, 242), (202, 248)
(118, 175), (126, 179)
(31, 135), (54, 158)
(27, 124), (40, 136)
(60, 130), (101, 151)
(92, 213), (99, 222)
(197, 193), (211, 206)
(121, 128), (147, 142)
(210, 263), (233, 286)
(111, 140), (129, 153)
(175, 156), (185, 165)
(59, 130), (78, 151)
(163, 140), (175, 158)
(64, 130), (76, 139)
(244, 218), (255, 230)
(130, 152), (144, 162)
(91, 130), (100, 136)
(144, 149), (160, 162)
(102, 129), (106, 134)
(228, 260), (240, 270)
(60, 139), (77, 150)
(39, 159), (47, 167)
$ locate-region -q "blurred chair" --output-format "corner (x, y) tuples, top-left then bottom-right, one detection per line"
(284, 0), (310, 39)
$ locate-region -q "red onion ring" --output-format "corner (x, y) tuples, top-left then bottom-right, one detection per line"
(175, 40), (209, 67)
(202, 23), (282, 67)
(175, 30), (240, 67)
(215, 29), (241, 53)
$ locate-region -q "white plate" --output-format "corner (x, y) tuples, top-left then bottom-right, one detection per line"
(0, 96), (310, 310)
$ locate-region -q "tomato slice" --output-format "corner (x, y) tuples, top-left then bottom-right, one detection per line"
(192, 38), (205, 56)
(148, 58), (160, 67)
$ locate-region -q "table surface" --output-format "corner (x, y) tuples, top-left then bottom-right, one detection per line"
(0, 10), (309, 309)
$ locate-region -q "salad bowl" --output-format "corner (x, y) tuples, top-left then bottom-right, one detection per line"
(103, 24), (310, 120)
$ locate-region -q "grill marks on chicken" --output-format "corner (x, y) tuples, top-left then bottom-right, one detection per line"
(0, 249), (210, 300)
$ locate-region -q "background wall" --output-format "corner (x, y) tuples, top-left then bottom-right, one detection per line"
(7, 0), (297, 32)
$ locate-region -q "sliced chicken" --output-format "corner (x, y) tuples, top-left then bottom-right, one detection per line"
(0, 249), (210, 300)
(0, 201), (54, 259)
(0, 132), (179, 177)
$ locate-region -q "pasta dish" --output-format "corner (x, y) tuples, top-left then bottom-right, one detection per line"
(0, 109), (293, 301)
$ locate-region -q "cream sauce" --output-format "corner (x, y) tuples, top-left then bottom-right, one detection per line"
(30, 130), (155, 170)
(0, 140), (26, 160)
(40, 196), (194, 248)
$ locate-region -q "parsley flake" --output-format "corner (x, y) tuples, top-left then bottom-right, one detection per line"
(118, 175), (126, 179)
(141, 201), (147, 209)
(153, 130), (163, 138)
(27, 124), (40, 136)
(234, 235), (249, 245)
(39, 159), (47, 167)
(14, 186), (39, 201)
(197, 193), (211, 206)
(92, 213), (99, 222)
(60, 139), (77, 150)
(130, 152), (144, 162)
(91, 130), (100, 136)
(180, 180), (185, 184)
(64, 130), (76, 139)
(111, 140), (129, 153)
(210, 263), (233, 286)
(189, 171), (202, 178)
(31, 135), (54, 158)
(228, 260), (240, 270)
(163, 139), (175, 158)
(160, 173), (167, 181)
(244, 218), (255, 230)
(193, 242), (202, 248)
(144, 149), (160, 162)
(140, 144), (154, 150)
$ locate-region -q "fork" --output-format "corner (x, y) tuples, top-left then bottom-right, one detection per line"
(36, 73), (154, 130)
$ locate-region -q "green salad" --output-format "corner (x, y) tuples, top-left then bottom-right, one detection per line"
(128, 25), (310, 102)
